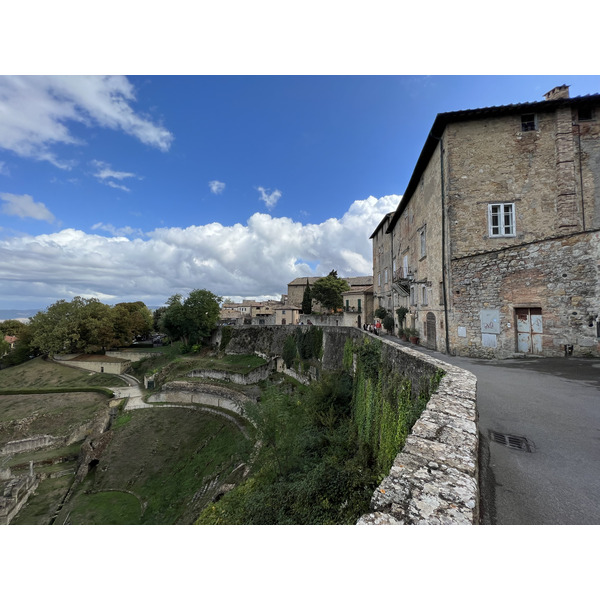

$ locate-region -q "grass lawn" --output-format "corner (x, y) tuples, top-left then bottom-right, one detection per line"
(0, 356), (124, 390)
(0, 392), (110, 445)
(66, 490), (142, 525)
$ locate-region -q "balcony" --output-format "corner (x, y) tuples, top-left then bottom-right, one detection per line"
(392, 267), (413, 296)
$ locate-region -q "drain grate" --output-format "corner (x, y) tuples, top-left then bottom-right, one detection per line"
(489, 430), (533, 452)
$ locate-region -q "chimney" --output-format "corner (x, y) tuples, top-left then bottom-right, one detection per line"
(544, 85), (570, 101)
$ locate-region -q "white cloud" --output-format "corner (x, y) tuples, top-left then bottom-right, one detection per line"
(106, 181), (131, 192)
(90, 159), (137, 181)
(0, 194), (400, 308)
(209, 180), (226, 194)
(0, 161), (9, 176)
(90, 160), (139, 192)
(0, 192), (55, 223)
(0, 76), (174, 167)
(91, 222), (144, 238)
(257, 186), (282, 210)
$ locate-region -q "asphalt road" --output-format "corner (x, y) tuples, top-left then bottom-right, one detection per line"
(380, 334), (600, 524)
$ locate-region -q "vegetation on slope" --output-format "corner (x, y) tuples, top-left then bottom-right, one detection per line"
(59, 407), (251, 525)
(198, 337), (443, 525)
(0, 356), (124, 390)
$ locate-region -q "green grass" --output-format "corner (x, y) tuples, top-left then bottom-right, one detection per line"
(10, 476), (74, 525)
(67, 490), (142, 525)
(61, 407), (251, 524)
(0, 357), (124, 390)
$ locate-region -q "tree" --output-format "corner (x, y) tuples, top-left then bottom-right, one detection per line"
(0, 335), (9, 357)
(113, 301), (153, 346)
(0, 324), (36, 367)
(0, 319), (28, 337)
(29, 298), (86, 355)
(153, 306), (168, 332)
(374, 307), (388, 320)
(29, 297), (118, 355)
(382, 314), (395, 333)
(301, 279), (312, 315)
(158, 289), (221, 347)
(311, 270), (350, 313)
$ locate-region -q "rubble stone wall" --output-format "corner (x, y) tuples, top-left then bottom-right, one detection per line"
(449, 230), (600, 358)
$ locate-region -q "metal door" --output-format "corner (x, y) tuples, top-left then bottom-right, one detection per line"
(426, 312), (436, 350)
(516, 308), (542, 353)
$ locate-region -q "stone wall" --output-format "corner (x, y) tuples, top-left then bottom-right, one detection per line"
(106, 350), (164, 362)
(449, 230), (600, 358)
(0, 435), (58, 456)
(148, 381), (255, 416)
(216, 325), (479, 524)
(358, 344), (478, 524)
(0, 471), (39, 525)
(187, 358), (277, 385)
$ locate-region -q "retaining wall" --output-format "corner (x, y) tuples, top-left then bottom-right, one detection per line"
(187, 358), (277, 385)
(148, 381), (255, 416)
(215, 325), (479, 525)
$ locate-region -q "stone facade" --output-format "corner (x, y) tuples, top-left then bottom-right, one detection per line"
(287, 276), (373, 315)
(377, 86), (600, 358)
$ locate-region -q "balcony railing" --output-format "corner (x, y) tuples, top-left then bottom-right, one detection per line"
(393, 267), (413, 282)
(343, 306), (362, 312)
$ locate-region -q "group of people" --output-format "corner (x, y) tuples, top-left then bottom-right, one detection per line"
(363, 321), (382, 335)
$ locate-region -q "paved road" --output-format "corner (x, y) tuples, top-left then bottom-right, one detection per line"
(380, 333), (600, 525)
(109, 373), (149, 411)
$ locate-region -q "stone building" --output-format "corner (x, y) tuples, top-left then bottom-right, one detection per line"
(374, 85), (600, 358)
(342, 285), (374, 328)
(287, 276), (373, 314)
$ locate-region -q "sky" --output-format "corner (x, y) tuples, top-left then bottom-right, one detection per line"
(1, 74), (599, 311)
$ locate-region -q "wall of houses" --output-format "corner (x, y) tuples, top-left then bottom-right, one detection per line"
(442, 98), (600, 358)
(449, 230), (600, 357)
(372, 213), (394, 312)
(391, 143), (447, 352)
(377, 90), (600, 358)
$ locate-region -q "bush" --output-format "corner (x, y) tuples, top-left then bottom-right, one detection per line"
(382, 314), (394, 332)
(374, 307), (388, 319)
(282, 335), (297, 368)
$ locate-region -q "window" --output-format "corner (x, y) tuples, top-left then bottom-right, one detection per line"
(578, 107), (593, 121)
(358, 299), (362, 312)
(410, 285), (416, 306)
(489, 203), (515, 237)
(521, 113), (536, 131)
(422, 285), (428, 306)
(345, 299), (349, 310)
(392, 258), (396, 274)
(420, 227), (427, 258)
(378, 272), (381, 287)
(384, 268), (388, 284)
(439, 282), (444, 305)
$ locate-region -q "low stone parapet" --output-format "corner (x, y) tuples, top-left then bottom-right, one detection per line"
(358, 349), (478, 525)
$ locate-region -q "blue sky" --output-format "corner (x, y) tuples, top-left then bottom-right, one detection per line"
(1, 74), (599, 311)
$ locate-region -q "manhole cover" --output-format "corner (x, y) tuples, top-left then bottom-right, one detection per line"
(489, 430), (533, 452)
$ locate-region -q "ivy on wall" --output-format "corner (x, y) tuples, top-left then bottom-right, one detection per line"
(347, 337), (443, 477)
(219, 326), (233, 351)
(282, 327), (324, 371)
